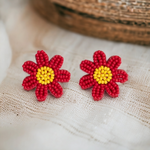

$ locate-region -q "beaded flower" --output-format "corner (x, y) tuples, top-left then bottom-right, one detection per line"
(79, 50), (128, 101)
(22, 50), (71, 101)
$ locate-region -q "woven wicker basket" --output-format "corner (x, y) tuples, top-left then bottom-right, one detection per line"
(32, 0), (150, 45)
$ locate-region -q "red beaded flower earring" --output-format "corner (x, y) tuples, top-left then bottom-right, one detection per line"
(22, 50), (71, 102)
(79, 50), (128, 101)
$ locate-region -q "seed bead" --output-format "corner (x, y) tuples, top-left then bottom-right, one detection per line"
(36, 66), (55, 85)
(93, 66), (112, 84)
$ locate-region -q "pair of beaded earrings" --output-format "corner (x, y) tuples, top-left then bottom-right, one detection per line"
(22, 50), (128, 102)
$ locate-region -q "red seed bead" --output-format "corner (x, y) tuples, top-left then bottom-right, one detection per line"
(35, 84), (48, 101)
(93, 50), (106, 67)
(22, 76), (37, 90)
(22, 61), (38, 75)
(92, 84), (105, 101)
(48, 81), (63, 98)
(35, 50), (49, 67)
(112, 69), (128, 83)
(49, 55), (64, 70)
(106, 56), (121, 70)
(55, 70), (71, 82)
(80, 60), (96, 74)
(79, 74), (95, 89)
(105, 81), (119, 98)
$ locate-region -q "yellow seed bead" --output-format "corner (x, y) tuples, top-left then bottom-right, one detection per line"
(42, 71), (45, 74)
(50, 79), (53, 82)
(107, 79), (110, 82)
(100, 77), (103, 80)
(47, 73), (50, 75)
(96, 78), (99, 82)
(37, 78), (40, 81)
(41, 67), (44, 70)
(51, 77), (54, 79)
(98, 81), (101, 84)
(43, 66), (46, 69)
(101, 70), (104, 73)
(47, 80), (50, 84)
(38, 69), (41, 72)
(93, 66), (112, 84)
(104, 67), (107, 70)
(101, 74), (104, 77)
(39, 80), (42, 83)
(103, 77), (106, 80)
(104, 81), (107, 84)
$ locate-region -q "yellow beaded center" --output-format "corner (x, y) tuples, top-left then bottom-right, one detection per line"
(36, 66), (55, 85)
(93, 66), (112, 84)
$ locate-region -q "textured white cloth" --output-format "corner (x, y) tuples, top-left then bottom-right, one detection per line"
(0, 1), (150, 150)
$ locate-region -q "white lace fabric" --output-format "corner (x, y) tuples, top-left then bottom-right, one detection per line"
(0, 1), (150, 150)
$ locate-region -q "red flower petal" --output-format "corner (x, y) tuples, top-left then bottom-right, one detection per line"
(92, 84), (105, 101)
(105, 81), (119, 98)
(93, 50), (106, 67)
(106, 56), (121, 71)
(35, 50), (49, 67)
(112, 69), (128, 83)
(22, 76), (37, 90)
(55, 70), (71, 82)
(80, 60), (96, 74)
(79, 74), (95, 89)
(48, 81), (63, 98)
(49, 55), (63, 70)
(22, 61), (38, 75)
(35, 84), (48, 102)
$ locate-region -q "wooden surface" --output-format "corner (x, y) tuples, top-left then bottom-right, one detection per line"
(32, 0), (150, 45)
